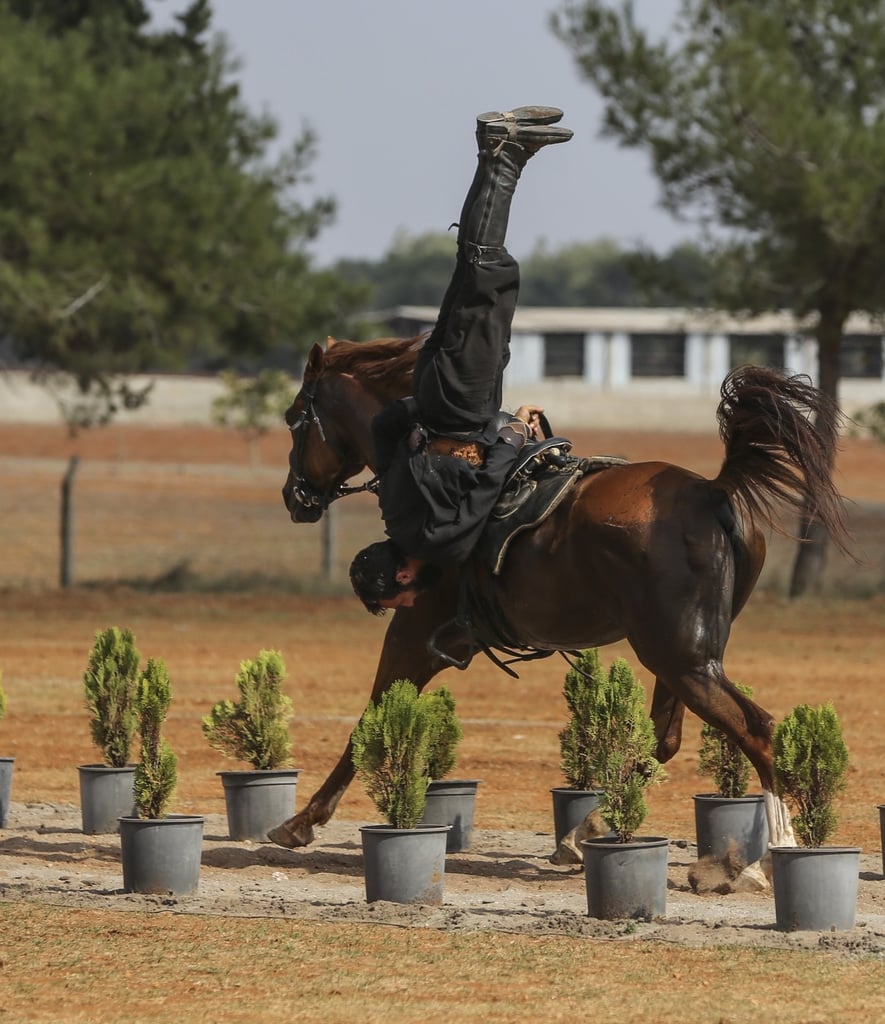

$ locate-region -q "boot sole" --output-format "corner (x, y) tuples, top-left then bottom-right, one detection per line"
(476, 106), (563, 126)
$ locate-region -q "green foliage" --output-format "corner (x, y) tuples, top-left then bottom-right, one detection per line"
(424, 687), (463, 781)
(0, 3), (365, 430)
(351, 679), (441, 829)
(0, 669), (6, 724)
(552, 0), (885, 403)
(697, 683), (754, 798)
(202, 650), (293, 770)
(851, 402), (885, 443)
(211, 371), (294, 442)
(133, 656), (177, 819)
(336, 230), (715, 310)
(570, 652), (665, 841)
(773, 703), (849, 847)
(559, 648), (606, 790)
(83, 626), (141, 767)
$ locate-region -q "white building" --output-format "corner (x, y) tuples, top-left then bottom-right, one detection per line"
(387, 306), (885, 430)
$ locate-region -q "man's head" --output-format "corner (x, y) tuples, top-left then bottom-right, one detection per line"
(349, 540), (441, 614)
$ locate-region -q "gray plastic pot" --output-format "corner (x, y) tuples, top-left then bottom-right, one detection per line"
(770, 845), (861, 931)
(78, 764), (136, 834)
(419, 779), (480, 852)
(879, 804), (885, 877)
(693, 793), (768, 864)
(218, 768), (300, 842)
(581, 835), (669, 920)
(551, 787), (603, 849)
(119, 815), (204, 896)
(360, 823), (450, 905)
(0, 757), (13, 828)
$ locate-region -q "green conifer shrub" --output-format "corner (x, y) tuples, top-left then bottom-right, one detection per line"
(580, 654), (666, 841)
(133, 657), (178, 819)
(697, 682), (754, 798)
(773, 703), (849, 847)
(83, 626), (140, 767)
(559, 648), (606, 790)
(0, 670), (7, 725)
(424, 686), (462, 781)
(202, 650), (293, 770)
(351, 679), (442, 829)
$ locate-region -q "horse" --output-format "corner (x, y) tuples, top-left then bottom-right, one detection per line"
(268, 334), (848, 856)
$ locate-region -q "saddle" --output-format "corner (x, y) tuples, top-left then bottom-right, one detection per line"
(428, 440), (628, 676)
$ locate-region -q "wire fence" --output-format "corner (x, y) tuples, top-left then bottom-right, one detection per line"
(0, 456), (383, 593)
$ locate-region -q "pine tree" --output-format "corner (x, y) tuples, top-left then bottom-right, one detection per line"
(83, 626), (140, 767)
(133, 657), (177, 819)
(202, 650), (293, 770)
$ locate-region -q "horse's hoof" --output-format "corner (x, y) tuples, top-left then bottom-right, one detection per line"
(267, 820), (315, 849)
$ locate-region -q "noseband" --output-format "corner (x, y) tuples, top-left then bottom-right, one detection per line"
(288, 377), (379, 513)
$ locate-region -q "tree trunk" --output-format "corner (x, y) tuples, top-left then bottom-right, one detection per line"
(60, 454), (80, 589)
(788, 307), (843, 598)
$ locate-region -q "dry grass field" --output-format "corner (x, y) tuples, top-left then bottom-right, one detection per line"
(1, 422), (885, 1023)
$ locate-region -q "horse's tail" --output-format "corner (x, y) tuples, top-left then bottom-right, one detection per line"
(712, 365), (850, 552)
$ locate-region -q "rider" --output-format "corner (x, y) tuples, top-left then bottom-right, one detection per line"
(350, 106), (573, 613)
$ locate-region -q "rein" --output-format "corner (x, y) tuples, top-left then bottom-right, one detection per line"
(288, 376), (379, 512)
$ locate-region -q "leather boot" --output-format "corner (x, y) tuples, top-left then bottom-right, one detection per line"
(457, 111), (573, 263)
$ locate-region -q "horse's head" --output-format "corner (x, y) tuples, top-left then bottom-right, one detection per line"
(282, 340), (376, 523)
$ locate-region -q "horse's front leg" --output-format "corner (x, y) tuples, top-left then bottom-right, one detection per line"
(268, 582), (459, 849)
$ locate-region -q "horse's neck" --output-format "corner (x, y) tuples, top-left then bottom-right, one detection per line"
(348, 368), (413, 471)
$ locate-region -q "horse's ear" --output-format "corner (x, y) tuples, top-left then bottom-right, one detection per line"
(326, 335), (337, 348)
(304, 342), (325, 381)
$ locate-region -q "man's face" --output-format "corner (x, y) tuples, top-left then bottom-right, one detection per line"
(377, 587), (420, 610)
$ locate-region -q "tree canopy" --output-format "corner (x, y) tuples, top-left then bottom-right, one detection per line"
(0, 0), (366, 426)
(334, 229), (715, 312)
(552, 0), (885, 401)
(553, 0), (885, 594)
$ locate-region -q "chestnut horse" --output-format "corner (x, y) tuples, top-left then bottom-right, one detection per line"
(269, 336), (847, 853)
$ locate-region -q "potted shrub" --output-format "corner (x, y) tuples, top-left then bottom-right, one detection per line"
(0, 671), (12, 828)
(693, 682), (768, 867)
(202, 649), (299, 842)
(417, 686), (480, 852)
(119, 657), (204, 896)
(551, 649), (607, 859)
(577, 656), (668, 920)
(352, 678), (451, 904)
(770, 702), (858, 931)
(78, 626), (140, 834)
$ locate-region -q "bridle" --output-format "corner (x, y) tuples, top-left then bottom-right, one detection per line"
(287, 375), (379, 514)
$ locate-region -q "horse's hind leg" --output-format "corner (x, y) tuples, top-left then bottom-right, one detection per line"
(657, 660), (795, 850)
(650, 680), (686, 764)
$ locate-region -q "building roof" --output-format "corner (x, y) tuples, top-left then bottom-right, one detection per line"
(384, 306), (885, 336)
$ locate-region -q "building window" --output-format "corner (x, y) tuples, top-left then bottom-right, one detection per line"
(543, 334), (585, 377)
(841, 335), (883, 378)
(630, 333), (686, 377)
(729, 334), (785, 369)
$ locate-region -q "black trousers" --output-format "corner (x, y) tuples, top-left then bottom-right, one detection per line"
(412, 252), (520, 437)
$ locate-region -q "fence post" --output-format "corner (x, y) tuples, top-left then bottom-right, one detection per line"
(60, 454), (80, 589)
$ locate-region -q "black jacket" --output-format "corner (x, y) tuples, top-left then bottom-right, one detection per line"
(373, 399), (523, 564)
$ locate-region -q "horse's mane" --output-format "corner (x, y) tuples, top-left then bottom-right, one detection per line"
(322, 334), (425, 393)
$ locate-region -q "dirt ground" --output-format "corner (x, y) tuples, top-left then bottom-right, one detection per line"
(1, 423), (885, 1021)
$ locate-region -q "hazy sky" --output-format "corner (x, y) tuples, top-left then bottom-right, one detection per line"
(147, 0), (685, 267)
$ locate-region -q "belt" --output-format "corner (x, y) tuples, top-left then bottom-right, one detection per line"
(426, 436), (486, 467)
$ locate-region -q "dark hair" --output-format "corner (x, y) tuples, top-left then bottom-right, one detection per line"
(349, 540), (407, 615)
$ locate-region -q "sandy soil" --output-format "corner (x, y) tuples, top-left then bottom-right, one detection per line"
(3, 801), (884, 956)
(2, 422), (884, 966)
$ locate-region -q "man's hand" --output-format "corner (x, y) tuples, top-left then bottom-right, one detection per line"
(513, 404), (545, 439)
